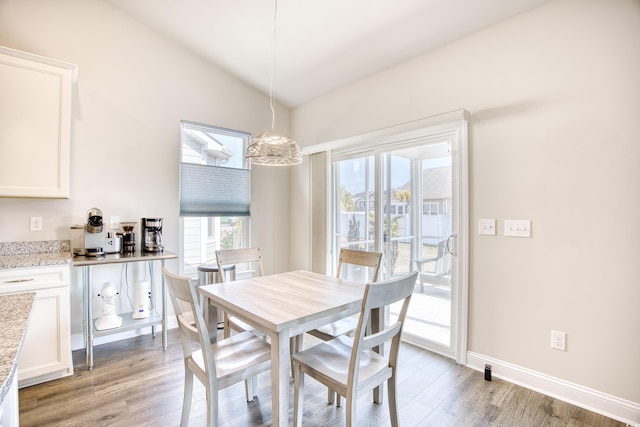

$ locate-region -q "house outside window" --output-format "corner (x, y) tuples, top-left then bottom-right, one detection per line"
(179, 121), (250, 276)
(423, 202), (439, 216)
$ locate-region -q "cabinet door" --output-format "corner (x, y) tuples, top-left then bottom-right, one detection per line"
(18, 286), (72, 386)
(0, 46), (76, 198)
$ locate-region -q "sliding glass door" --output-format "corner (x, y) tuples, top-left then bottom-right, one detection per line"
(332, 125), (467, 361)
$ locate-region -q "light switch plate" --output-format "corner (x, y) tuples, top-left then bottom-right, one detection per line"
(109, 216), (120, 230)
(478, 219), (496, 235)
(504, 219), (531, 237)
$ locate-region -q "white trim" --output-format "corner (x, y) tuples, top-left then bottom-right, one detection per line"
(301, 109), (470, 155)
(466, 352), (640, 426)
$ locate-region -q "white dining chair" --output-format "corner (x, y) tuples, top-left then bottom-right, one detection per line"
(162, 267), (272, 427)
(216, 247), (299, 377)
(292, 271), (418, 427)
(307, 247), (382, 405)
(215, 247), (264, 338)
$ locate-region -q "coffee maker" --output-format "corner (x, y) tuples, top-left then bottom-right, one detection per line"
(120, 222), (137, 254)
(141, 218), (164, 252)
(84, 208), (106, 257)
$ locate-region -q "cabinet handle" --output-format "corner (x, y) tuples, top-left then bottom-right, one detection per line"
(4, 278), (35, 283)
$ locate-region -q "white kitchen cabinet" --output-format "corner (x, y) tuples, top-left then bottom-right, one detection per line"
(0, 265), (73, 387)
(0, 373), (18, 427)
(0, 46), (77, 198)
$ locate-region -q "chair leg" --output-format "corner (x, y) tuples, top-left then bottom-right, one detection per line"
(181, 366), (194, 427)
(388, 376), (400, 427)
(205, 379), (218, 427)
(293, 365), (305, 427)
(345, 393), (356, 427)
(244, 376), (257, 401)
(223, 313), (231, 339)
(327, 388), (342, 406)
(290, 335), (302, 377)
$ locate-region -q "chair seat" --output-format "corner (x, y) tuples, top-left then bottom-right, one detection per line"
(307, 317), (358, 342)
(293, 335), (391, 394)
(189, 331), (271, 385)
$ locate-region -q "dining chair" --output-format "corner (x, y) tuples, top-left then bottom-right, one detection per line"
(215, 247), (264, 338)
(292, 271), (418, 427)
(307, 247), (382, 405)
(215, 247), (299, 377)
(162, 267), (272, 427)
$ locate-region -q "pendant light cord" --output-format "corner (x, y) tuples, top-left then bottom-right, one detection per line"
(269, 0), (278, 130)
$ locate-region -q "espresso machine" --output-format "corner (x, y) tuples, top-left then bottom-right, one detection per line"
(141, 218), (164, 252)
(83, 208), (106, 257)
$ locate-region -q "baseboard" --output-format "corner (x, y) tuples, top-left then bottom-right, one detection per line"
(466, 352), (640, 426)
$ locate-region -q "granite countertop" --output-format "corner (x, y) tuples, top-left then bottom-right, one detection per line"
(0, 292), (36, 404)
(0, 240), (72, 269)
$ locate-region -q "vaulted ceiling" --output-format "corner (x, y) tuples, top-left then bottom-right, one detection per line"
(106, 0), (552, 108)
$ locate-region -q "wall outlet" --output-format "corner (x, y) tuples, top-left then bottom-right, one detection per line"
(551, 330), (566, 351)
(30, 216), (43, 231)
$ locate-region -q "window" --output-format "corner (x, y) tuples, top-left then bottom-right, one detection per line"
(179, 121), (251, 276)
(423, 202), (439, 216)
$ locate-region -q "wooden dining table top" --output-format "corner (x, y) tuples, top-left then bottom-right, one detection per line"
(198, 269), (366, 335)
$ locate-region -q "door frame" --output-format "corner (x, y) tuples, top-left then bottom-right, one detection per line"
(326, 117), (469, 364)
(304, 110), (469, 364)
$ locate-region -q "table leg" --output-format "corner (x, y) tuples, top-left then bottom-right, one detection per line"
(84, 265), (94, 370)
(160, 260), (167, 350)
(270, 330), (291, 427)
(149, 263), (156, 338)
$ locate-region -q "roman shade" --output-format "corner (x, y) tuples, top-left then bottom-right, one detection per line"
(179, 162), (250, 217)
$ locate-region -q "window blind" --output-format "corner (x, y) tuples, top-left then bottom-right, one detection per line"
(180, 162), (250, 217)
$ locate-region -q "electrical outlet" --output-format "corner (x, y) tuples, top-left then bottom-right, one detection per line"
(551, 330), (566, 351)
(30, 216), (43, 231)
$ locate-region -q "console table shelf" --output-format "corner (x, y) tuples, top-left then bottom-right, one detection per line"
(72, 251), (177, 369)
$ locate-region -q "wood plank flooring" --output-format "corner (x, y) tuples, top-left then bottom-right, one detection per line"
(18, 329), (626, 426)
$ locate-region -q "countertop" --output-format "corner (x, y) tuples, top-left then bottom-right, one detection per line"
(0, 240), (72, 270)
(72, 250), (177, 267)
(0, 292), (36, 404)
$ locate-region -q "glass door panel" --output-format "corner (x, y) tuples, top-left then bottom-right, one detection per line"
(332, 155), (376, 274)
(386, 142), (453, 352)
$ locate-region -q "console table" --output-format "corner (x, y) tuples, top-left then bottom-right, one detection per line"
(72, 251), (177, 369)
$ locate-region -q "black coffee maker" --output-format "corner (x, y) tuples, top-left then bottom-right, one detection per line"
(141, 218), (164, 252)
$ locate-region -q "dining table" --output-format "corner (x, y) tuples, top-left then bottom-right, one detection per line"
(198, 269), (383, 427)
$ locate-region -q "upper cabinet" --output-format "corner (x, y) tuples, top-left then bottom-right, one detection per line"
(0, 46), (77, 198)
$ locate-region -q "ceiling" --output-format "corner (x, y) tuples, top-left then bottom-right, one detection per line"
(106, 0), (552, 108)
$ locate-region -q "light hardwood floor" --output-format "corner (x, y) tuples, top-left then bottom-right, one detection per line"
(19, 329), (625, 426)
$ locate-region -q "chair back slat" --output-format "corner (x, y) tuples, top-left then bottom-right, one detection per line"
(216, 247), (264, 280)
(336, 248), (382, 283)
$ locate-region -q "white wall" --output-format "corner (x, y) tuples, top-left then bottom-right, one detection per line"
(0, 0), (291, 345)
(290, 0), (640, 418)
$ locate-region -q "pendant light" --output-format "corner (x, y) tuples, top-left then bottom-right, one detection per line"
(245, 0), (302, 166)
